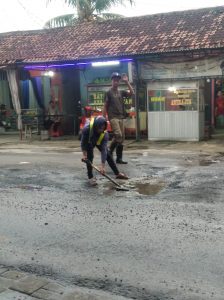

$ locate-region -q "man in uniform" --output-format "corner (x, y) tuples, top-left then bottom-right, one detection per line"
(103, 72), (134, 164)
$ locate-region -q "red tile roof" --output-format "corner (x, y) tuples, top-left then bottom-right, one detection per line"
(0, 6), (224, 65)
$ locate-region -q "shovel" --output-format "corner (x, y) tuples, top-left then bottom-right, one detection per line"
(82, 158), (129, 191)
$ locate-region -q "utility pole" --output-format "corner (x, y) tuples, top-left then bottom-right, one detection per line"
(134, 59), (140, 142)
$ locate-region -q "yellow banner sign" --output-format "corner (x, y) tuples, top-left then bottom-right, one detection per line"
(171, 99), (192, 105)
(151, 97), (165, 102)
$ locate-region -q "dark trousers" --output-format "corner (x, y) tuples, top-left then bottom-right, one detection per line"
(52, 121), (60, 132)
(86, 144), (119, 179)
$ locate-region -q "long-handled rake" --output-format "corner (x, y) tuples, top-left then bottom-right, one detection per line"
(82, 159), (129, 191)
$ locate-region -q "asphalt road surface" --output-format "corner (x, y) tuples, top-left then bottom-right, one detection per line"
(0, 146), (224, 300)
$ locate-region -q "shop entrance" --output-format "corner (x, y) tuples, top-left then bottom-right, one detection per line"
(204, 78), (224, 139)
(214, 79), (224, 130)
(207, 78), (224, 140)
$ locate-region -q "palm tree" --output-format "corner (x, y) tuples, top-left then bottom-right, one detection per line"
(45, 0), (134, 28)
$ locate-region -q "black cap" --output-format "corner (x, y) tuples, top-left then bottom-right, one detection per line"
(94, 116), (107, 130)
(111, 72), (121, 79)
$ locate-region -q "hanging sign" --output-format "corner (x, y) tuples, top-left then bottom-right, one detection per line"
(141, 56), (224, 79)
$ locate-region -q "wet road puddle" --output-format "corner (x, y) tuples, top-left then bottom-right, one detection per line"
(198, 159), (215, 166)
(16, 185), (43, 191)
(134, 182), (165, 196)
(183, 154), (220, 167)
(184, 159), (218, 166)
(102, 179), (165, 196)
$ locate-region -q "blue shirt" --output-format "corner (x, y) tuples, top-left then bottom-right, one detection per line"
(81, 124), (109, 163)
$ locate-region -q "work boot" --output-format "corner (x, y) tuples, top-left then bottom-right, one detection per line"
(116, 173), (129, 180)
(116, 144), (128, 164)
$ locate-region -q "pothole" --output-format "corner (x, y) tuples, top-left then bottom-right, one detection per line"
(182, 158), (218, 167)
(15, 185), (43, 191)
(102, 178), (165, 196)
(198, 159), (215, 166)
(134, 181), (165, 196)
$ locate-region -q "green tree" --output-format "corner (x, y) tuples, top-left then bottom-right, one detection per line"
(45, 0), (134, 28)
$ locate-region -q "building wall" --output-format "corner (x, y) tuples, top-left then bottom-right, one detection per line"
(0, 71), (11, 108)
(139, 56), (224, 80)
(79, 63), (129, 106)
(138, 54), (224, 141)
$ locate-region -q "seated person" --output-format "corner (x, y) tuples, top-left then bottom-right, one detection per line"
(0, 104), (11, 129)
(215, 91), (224, 115)
(44, 100), (61, 136)
(215, 91), (224, 127)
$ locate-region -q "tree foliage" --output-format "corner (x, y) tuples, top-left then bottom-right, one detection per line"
(45, 0), (134, 28)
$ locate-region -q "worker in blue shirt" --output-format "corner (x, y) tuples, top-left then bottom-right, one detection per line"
(81, 116), (128, 186)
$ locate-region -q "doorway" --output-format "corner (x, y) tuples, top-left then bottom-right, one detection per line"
(211, 78), (224, 139)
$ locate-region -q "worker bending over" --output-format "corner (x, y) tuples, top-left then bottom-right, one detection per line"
(81, 116), (128, 186)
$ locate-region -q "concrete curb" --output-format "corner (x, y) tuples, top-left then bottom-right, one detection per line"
(0, 266), (130, 300)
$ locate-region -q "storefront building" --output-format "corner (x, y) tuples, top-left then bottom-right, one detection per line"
(78, 60), (147, 138)
(0, 6), (224, 141)
(138, 55), (224, 141)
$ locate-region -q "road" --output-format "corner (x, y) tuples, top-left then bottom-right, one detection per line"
(0, 146), (224, 300)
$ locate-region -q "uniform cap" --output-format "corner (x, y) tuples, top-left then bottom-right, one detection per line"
(111, 72), (121, 79)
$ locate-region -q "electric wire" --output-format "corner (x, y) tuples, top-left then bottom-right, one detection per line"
(16, 0), (46, 29)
